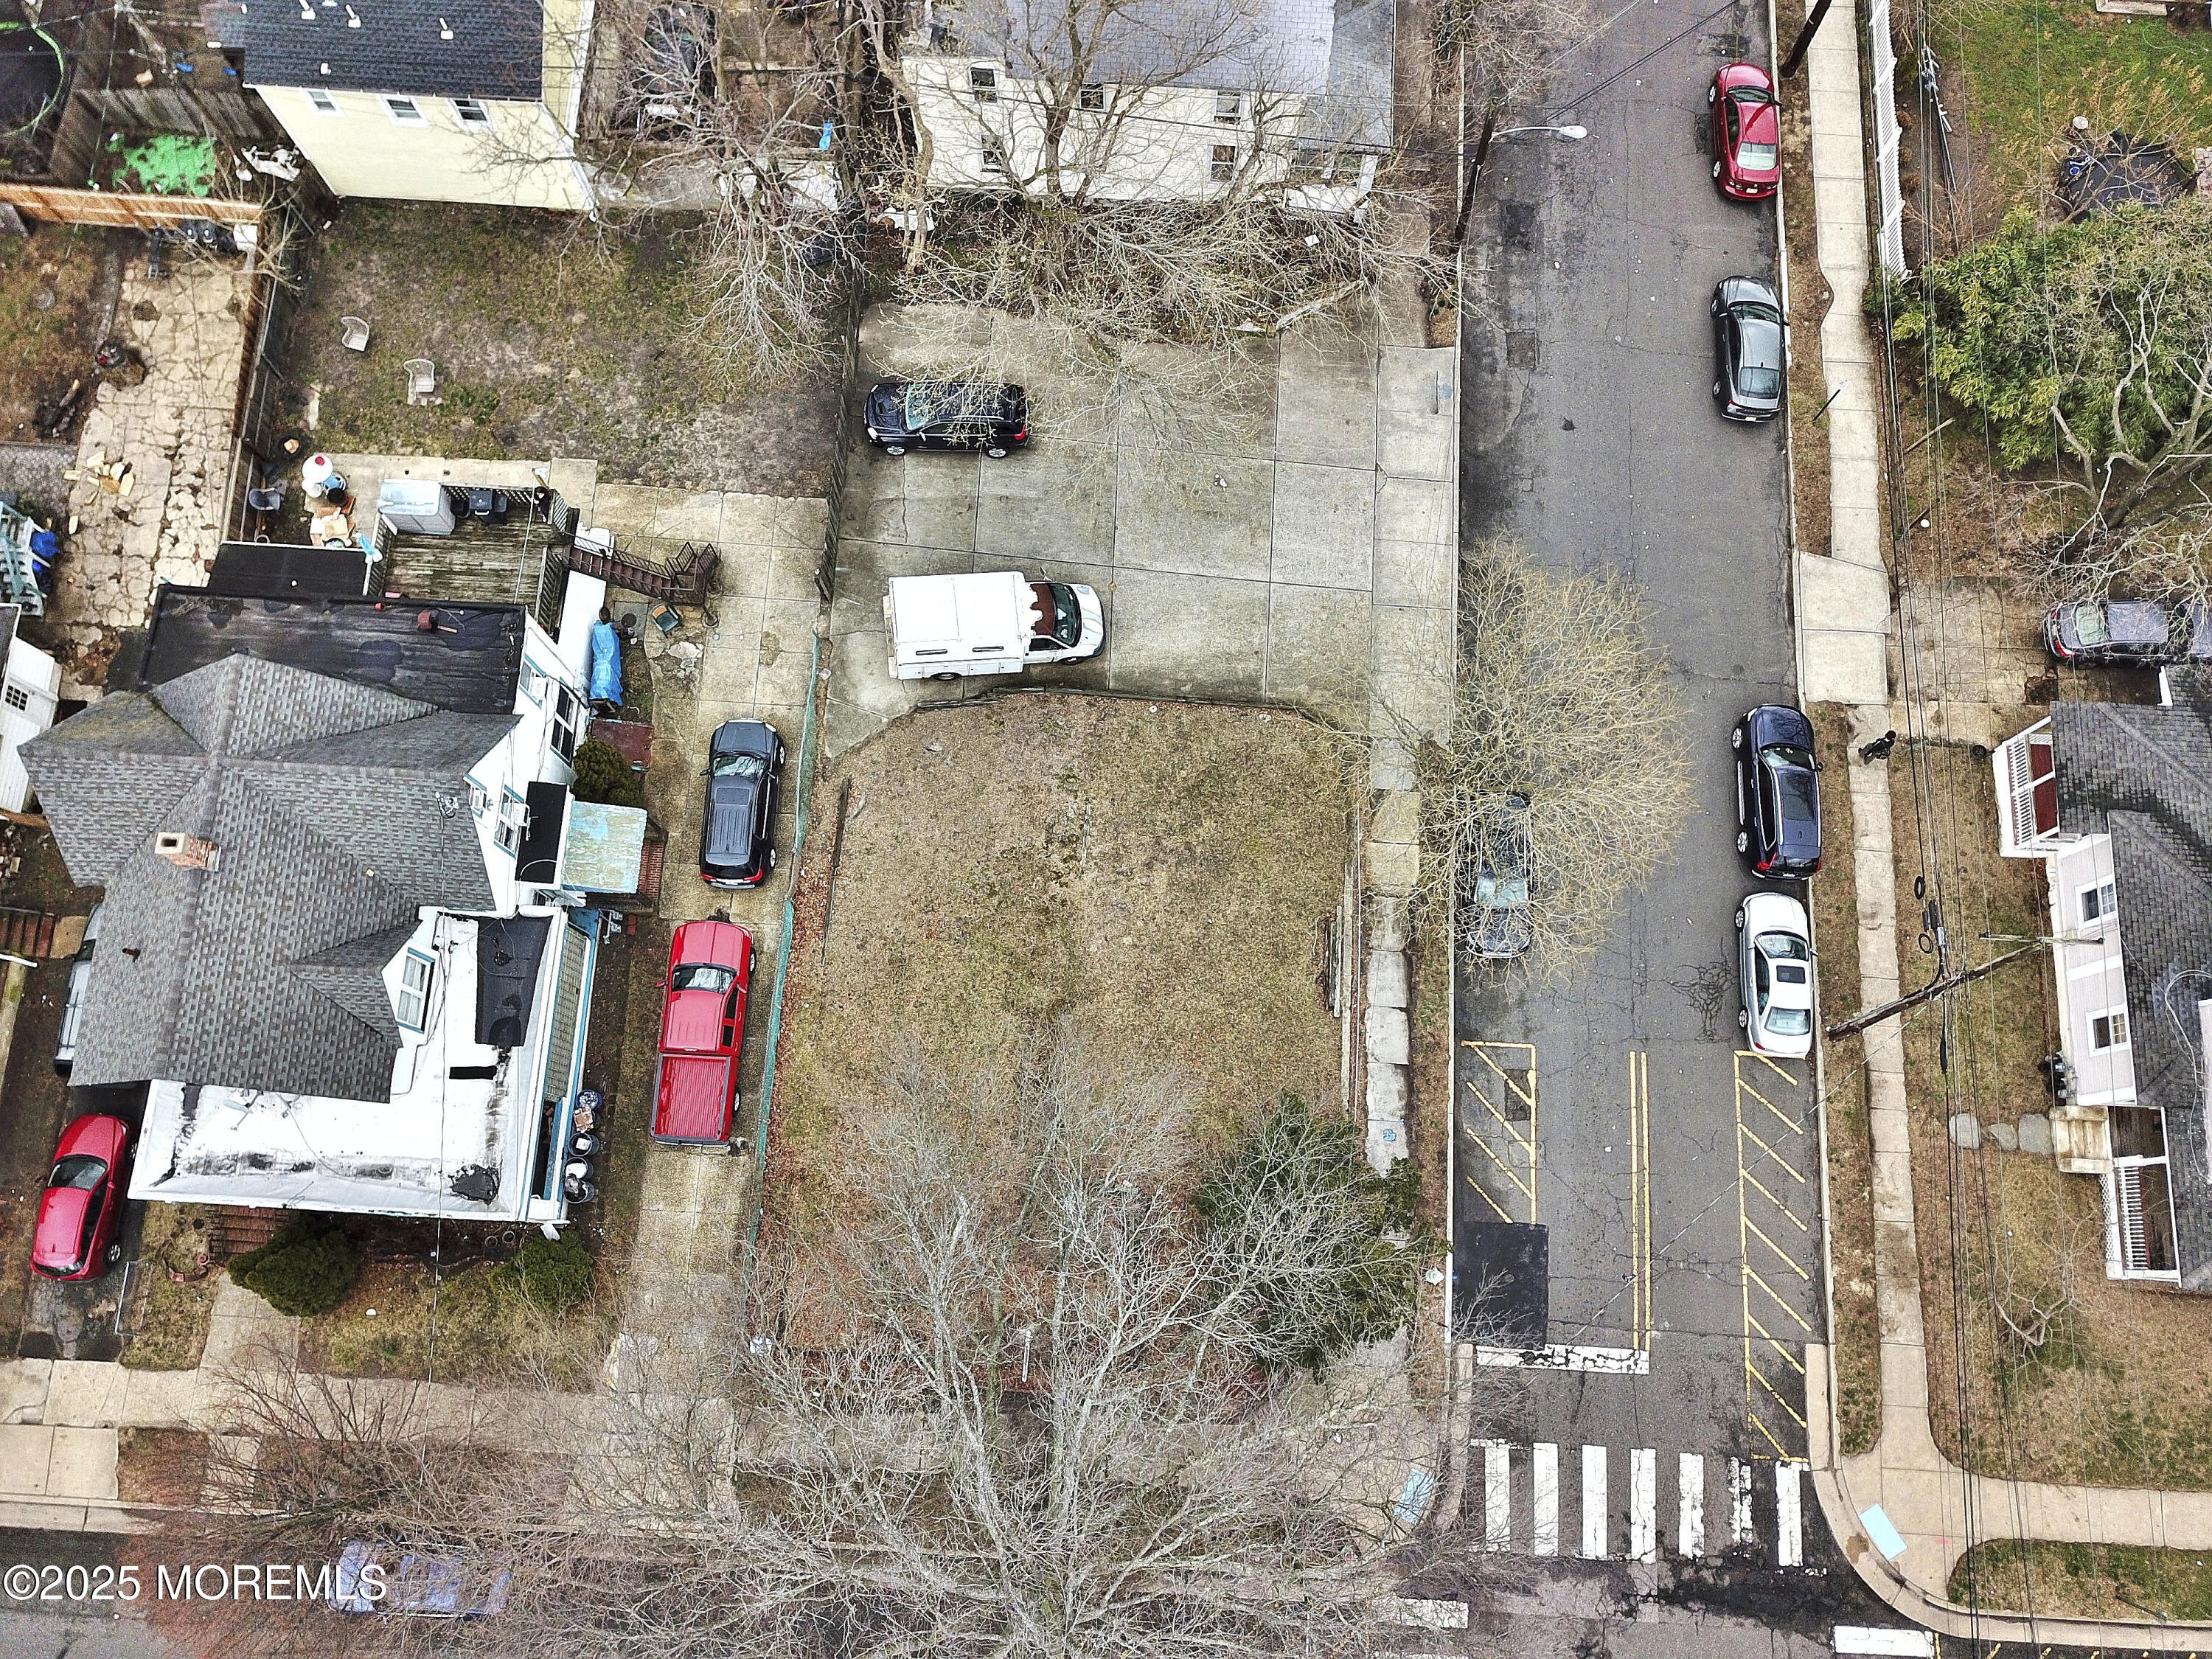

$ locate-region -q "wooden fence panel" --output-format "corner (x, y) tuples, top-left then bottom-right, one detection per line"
(83, 86), (273, 142)
(0, 184), (262, 229)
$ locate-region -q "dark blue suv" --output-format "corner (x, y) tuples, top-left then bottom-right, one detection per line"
(1733, 704), (1821, 880)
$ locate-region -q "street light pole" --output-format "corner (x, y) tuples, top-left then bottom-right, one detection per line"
(1450, 120), (1585, 250)
(1450, 108), (1497, 251)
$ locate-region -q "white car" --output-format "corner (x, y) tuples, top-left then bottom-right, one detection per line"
(1736, 891), (1813, 1058)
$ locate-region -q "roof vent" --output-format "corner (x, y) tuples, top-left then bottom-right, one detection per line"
(344, 4), (360, 23)
(155, 833), (220, 871)
(439, 15), (453, 36)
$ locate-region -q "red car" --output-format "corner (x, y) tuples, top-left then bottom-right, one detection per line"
(1709, 63), (1781, 200)
(32, 1114), (131, 1281)
(650, 919), (754, 1147)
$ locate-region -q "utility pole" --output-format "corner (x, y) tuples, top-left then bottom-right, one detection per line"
(1780, 0), (1834, 79)
(1822, 942), (2038, 1040)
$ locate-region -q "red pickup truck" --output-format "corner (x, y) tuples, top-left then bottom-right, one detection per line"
(650, 919), (754, 1147)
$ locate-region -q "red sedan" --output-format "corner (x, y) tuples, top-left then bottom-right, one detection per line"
(32, 1114), (131, 1281)
(650, 919), (754, 1147)
(1709, 63), (1781, 200)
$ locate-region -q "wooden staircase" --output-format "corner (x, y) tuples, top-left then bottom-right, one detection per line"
(567, 538), (719, 608)
(209, 1208), (289, 1260)
(0, 908), (58, 958)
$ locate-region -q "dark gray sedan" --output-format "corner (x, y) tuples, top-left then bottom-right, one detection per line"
(1711, 277), (1785, 422)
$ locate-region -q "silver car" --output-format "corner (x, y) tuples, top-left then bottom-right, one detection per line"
(1736, 891), (1812, 1058)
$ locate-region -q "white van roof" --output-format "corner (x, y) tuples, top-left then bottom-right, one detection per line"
(886, 571), (1040, 663)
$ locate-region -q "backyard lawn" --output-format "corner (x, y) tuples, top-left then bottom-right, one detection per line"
(283, 204), (839, 496)
(1934, 0), (2212, 211)
(766, 696), (1360, 1315)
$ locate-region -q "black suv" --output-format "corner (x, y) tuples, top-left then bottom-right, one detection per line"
(864, 380), (1029, 457)
(1733, 704), (1821, 880)
(700, 719), (785, 888)
(1711, 277), (1784, 422)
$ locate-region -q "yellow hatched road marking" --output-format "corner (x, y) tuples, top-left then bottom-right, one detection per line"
(1462, 1041), (1540, 1225)
(1735, 1048), (1812, 1458)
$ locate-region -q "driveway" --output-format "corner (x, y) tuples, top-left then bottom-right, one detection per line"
(1453, 0), (1821, 1572)
(824, 306), (1458, 777)
(560, 481), (827, 1330)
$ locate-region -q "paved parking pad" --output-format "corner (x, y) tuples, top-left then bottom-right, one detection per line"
(826, 305), (1460, 776)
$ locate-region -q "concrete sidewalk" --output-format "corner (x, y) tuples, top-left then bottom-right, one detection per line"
(1796, 3), (2212, 1646)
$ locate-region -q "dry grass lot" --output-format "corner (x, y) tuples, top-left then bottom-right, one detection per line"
(285, 205), (838, 497)
(768, 695), (1360, 1278)
(1809, 709), (1879, 1457)
(1897, 742), (2212, 1489)
(0, 222), (114, 445)
(1953, 1538), (2212, 1621)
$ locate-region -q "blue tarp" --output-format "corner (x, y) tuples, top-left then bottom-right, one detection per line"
(589, 619), (621, 703)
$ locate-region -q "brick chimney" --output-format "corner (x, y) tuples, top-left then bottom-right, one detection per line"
(154, 833), (220, 872)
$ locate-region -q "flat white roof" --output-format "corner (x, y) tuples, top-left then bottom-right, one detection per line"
(131, 913), (572, 1222)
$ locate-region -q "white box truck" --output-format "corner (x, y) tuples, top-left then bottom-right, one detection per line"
(884, 571), (1105, 681)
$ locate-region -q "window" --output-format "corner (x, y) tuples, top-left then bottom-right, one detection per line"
(1210, 143), (1237, 183)
(1214, 90), (1244, 123)
(305, 88), (342, 116)
(970, 65), (998, 102)
(981, 146), (1007, 175)
(2090, 1009), (2131, 1051)
(2080, 879), (2118, 926)
(451, 97), (491, 126)
(550, 686), (581, 762)
(2, 684), (26, 712)
(495, 790), (527, 855)
(468, 779), (490, 817)
(1290, 144), (1345, 182)
(395, 950), (434, 1031)
(1079, 82), (1106, 111)
(383, 97), (427, 125)
(518, 658), (546, 705)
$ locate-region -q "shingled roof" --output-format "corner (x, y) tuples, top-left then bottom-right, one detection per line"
(23, 653), (515, 1102)
(204, 0), (546, 102)
(2053, 697), (2212, 1287)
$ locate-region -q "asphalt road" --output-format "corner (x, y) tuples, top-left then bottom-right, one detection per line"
(1453, 0), (1827, 1558)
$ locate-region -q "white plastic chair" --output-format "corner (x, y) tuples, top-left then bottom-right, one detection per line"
(340, 316), (369, 351)
(403, 358), (437, 405)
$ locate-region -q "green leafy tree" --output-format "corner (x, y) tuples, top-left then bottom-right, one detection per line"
(228, 1219), (361, 1317)
(570, 738), (644, 808)
(1888, 200), (2212, 552)
(1197, 1093), (1431, 1373)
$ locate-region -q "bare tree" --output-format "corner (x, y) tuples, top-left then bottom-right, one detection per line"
(850, 0), (1444, 445)
(1417, 538), (1695, 976)
(178, 1048), (1509, 1658)
(1435, 0), (1590, 114)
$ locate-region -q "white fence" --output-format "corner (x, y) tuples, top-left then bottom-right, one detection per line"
(1868, 0), (1910, 276)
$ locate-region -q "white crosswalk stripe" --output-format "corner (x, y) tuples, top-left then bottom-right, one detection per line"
(1730, 1456), (1755, 1546)
(1579, 1444), (1607, 1559)
(1531, 1441), (1559, 1557)
(1677, 1452), (1705, 1557)
(1469, 1441), (1809, 1568)
(1775, 1459), (1805, 1567)
(1627, 1448), (1656, 1563)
